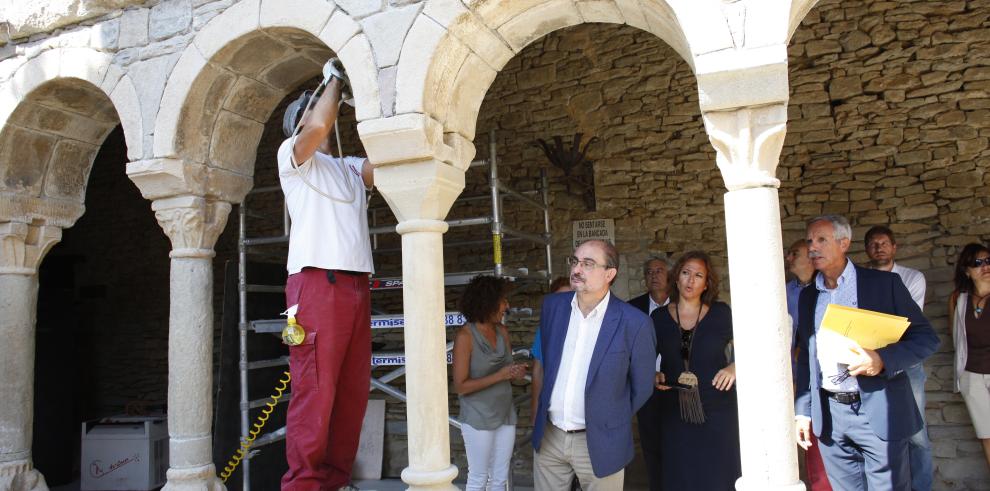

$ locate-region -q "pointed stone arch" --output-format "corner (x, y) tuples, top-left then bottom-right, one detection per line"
(150, 0), (381, 204)
(0, 47), (143, 227)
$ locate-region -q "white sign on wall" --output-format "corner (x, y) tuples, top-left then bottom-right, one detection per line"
(572, 219), (615, 249)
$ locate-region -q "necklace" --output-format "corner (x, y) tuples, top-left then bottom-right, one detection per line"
(973, 292), (989, 318)
(674, 303), (706, 424)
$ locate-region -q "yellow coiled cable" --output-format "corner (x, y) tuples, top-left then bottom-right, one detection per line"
(220, 371), (291, 483)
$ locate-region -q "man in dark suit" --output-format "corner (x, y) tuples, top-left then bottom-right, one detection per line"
(627, 255), (669, 491)
(532, 239), (656, 490)
(629, 256), (670, 316)
(794, 215), (939, 490)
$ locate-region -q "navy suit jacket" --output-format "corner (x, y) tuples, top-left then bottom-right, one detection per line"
(532, 291), (657, 477)
(794, 265), (940, 441)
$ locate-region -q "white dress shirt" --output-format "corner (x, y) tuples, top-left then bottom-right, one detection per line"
(648, 295), (670, 316)
(891, 262), (926, 310)
(815, 259), (861, 393)
(549, 291), (611, 431)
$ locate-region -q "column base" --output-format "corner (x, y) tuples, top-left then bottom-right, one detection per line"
(401, 464), (458, 491)
(736, 477), (806, 491)
(162, 464), (225, 491)
(0, 459), (48, 491)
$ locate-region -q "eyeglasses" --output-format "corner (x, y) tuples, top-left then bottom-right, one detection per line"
(566, 256), (613, 272)
(970, 258), (990, 268)
(645, 268), (666, 277)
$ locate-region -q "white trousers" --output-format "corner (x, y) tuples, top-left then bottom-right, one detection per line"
(461, 423), (517, 491)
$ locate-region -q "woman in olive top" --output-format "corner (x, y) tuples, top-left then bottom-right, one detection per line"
(951, 243), (990, 470)
(453, 275), (527, 491)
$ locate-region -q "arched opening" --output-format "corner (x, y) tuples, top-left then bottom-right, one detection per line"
(162, 25), (378, 489)
(171, 27), (334, 171)
(424, 20), (721, 486)
(0, 77), (156, 486)
(785, 0), (990, 487)
(34, 125), (168, 486)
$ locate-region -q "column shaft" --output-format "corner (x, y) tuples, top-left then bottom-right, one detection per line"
(150, 196), (230, 491)
(164, 257), (219, 477)
(0, 274), (47, 491)
(398, 223), (458, 490)
(724, 187), (804, 491)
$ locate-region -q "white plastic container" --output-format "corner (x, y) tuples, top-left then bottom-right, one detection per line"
(80, 416), (168, 491)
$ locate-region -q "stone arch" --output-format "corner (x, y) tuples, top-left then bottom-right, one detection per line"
(0, 47), (143, 227)
(153, 0), (381, 177)
(389, 0), (734, 154)
(787, 0), (824, 42)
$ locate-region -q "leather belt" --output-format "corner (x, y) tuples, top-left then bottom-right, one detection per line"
(553, 424), (586, 434)
(325, 269), (367, 284)
(825, 391), (861, 404)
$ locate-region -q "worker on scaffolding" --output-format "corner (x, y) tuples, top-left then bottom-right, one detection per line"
(277, 59), (374, 491)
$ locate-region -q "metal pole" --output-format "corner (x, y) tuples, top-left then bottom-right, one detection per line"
(541, 168), (552, 284)
(489, 129), (503, 277)
(283, 199), (291, 238)
(372, 208), (378, 251)
(237, 203), (251, 491)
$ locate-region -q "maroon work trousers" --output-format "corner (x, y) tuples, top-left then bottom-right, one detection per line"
(281, 267), (371, 491)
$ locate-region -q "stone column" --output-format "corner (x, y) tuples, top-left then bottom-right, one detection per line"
(703, 104), (805, 491)
(375, 158), (464, 491)
(0, 221), (61, 491)
(151, 196), (231, 491)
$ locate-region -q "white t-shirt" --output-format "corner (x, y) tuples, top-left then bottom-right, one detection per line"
(891, 262), (926, 310)
(277, 138), (374, 275)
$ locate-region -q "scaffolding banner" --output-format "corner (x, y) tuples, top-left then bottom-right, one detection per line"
(369, 312), (467, 329)
(371, 351), (454, 366)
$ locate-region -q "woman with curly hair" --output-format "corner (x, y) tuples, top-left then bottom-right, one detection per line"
(950, 243), (990, 470)
(453, 275), (527, 490)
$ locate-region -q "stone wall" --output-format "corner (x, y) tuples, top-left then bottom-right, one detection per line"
(461, 1), (990, 487)
(783, 1), (990, 487)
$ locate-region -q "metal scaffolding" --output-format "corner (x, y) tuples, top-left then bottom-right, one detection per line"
(233, 129), (552, 490)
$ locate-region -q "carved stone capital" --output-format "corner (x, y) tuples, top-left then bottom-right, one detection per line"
(151, 196), (231, 258)
(703, 104), (788, 192)
(127, 159), (253, 205)
(0, 222), (61, 275)
(358, 114), (477, 170)
(375, 159), (466, 223)
(0, 194), (84, 229)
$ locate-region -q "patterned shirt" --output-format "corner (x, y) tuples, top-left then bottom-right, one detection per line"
(815, 259), (860, 393)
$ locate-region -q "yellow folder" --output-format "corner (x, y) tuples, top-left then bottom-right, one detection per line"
(820, 304), (911, 350)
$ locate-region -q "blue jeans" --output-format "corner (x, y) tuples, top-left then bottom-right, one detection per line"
(906, 363), (933, 491)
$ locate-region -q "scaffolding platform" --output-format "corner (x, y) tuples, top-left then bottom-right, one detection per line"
(229, 130), (552, 490)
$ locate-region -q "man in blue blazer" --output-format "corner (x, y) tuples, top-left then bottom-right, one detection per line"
(532, 239), (656, 490)
(794, 215), (939, 491)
